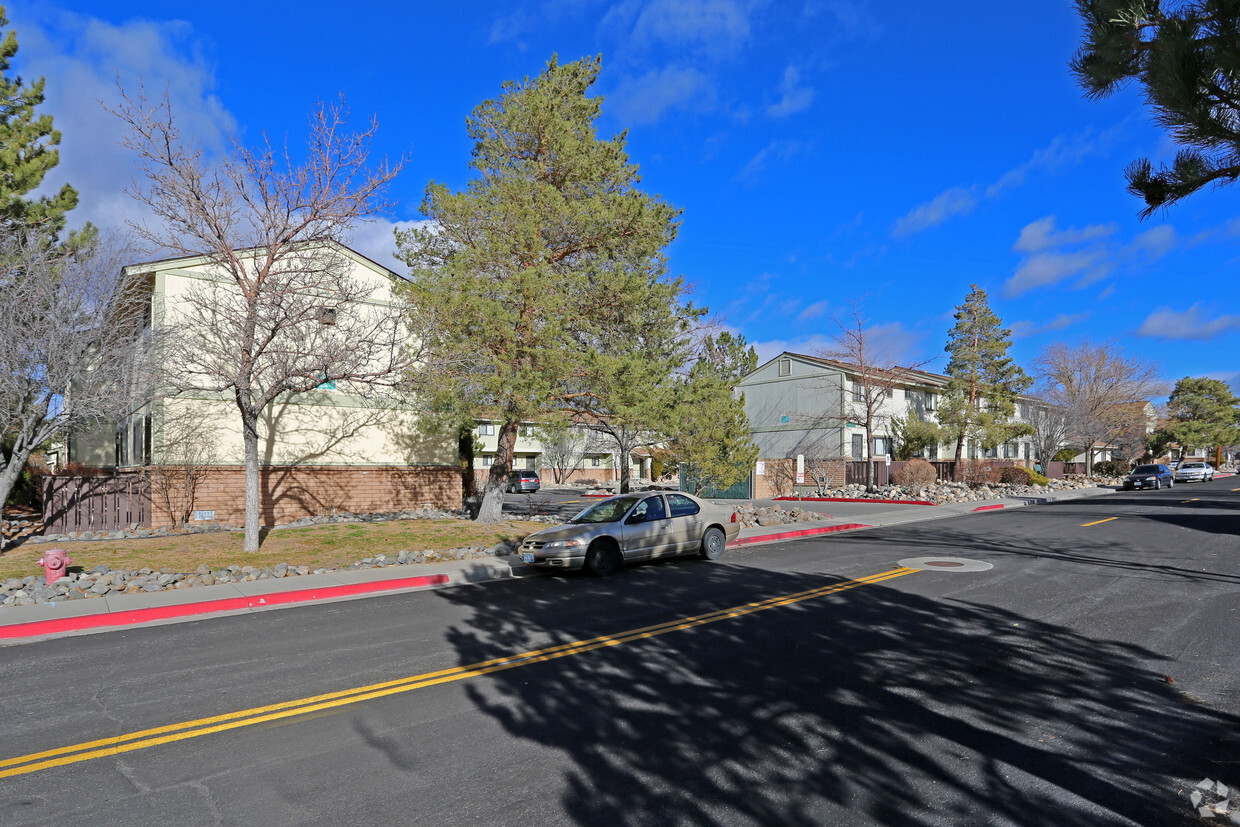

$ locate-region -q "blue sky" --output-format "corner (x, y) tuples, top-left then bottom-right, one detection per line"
(11, 0), (1239, 393)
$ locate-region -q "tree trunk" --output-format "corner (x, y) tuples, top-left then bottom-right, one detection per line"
(0, 452), (31, 552)
(864, 428), (875, 492)
(241, 404), (262, 552)
(476, 419), (517, 523)
(457, 425), (477, 502)
(618, 442), (631, 494)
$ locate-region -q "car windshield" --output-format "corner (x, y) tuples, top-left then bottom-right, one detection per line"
(1133, 465), (1160, 474)
(1182, 463), (1205, 469)
(569, 494), (643, 524)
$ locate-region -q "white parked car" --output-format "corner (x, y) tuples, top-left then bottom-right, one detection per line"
(1174, 461), (1215, 483)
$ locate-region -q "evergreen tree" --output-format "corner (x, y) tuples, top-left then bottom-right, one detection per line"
(0, 8), (78, 238)
(396, 56), (680, 521)
(668, 332), (758, 496)
(1163, 376), (1240, 456)
(569, 253), (704, 494)
(939, 285), (1032, 469)
(1072, 0), (1240, 216)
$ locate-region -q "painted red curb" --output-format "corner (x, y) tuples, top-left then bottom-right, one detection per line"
(728, 523), (871, 547)
(972, 504), (1005, 512)
(0, 573), (450, 641)
(774, 496), (938, 507)
(581, 493), (613, 498)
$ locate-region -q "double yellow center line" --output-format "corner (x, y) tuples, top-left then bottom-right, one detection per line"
(1, 566), (918, 779)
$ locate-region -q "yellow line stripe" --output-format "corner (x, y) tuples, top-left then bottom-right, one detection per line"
(0, 567), (918, 779)
(1081, 517), (1118, 527)
(1182, 498), (1199, 503)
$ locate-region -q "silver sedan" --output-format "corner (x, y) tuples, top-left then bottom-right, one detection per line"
(518, 491), (741, 576)
(1174, 461), (1215, 482)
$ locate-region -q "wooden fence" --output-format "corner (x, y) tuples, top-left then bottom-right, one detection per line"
(42, 473), (151, 534)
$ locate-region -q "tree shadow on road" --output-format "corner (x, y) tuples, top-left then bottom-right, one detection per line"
(435, 561), (1230, 825)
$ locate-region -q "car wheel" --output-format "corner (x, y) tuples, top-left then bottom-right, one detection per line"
(1154, 478), (1161, 490)
(699, 527), (726, 561)
(583, 541), (621, 577)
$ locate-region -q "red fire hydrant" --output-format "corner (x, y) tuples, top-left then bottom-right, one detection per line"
(38, 548), (72, 585)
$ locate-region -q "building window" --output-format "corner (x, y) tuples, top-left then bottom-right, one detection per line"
(852, 384), (865, 402)
(873, 437), (888, 456)
(478, 423), (495, 436)
(481, 455), (494, 467)
(591, 456), (601, 467)
(778, 358), (791, 377)
(925, 393), (936, 411)
(885, 387), (894, 399)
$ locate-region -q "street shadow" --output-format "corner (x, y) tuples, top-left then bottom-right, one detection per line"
(434, 562), (1228, 824)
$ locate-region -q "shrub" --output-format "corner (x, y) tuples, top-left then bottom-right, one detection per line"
(963, 461), (1002, 486)
(999, 466), (1032, 485)
(1052, 447), (1077, 462)
(1092, 460), (1130, 477)
(1028, 470), (1049, 486)
(893, 458), (937, 488)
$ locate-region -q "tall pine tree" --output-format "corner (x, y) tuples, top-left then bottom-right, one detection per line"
(939, 285), (1031, 468)
(0, 8), (78, 239)
(396, 55), (681, 522)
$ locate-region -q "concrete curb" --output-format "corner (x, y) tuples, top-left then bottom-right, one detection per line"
(774, 496), (937, 507)
(728, 523), (872, 547)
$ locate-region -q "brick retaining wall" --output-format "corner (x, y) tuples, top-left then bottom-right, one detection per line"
(149, 465), (462, 529)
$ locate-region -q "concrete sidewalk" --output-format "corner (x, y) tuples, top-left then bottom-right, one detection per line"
(0, 485), (1116, 644)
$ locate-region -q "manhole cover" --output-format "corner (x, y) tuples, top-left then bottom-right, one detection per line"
(898, 557), (993, 573)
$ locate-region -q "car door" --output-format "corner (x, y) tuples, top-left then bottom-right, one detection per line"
(665, 493), (703, 554)
(621, 495), (673, 560)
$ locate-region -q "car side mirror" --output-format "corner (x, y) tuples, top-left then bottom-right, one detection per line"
(626, 512), (646, 524)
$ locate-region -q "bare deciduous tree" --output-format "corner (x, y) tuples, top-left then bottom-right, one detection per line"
(536, 421), (609, 485)
(112, 88), (415, 551)
(1027, 398), (1070, 470)
(147, 405), (219, 528)
(1033, 340), (1164, 475)
(0, 231), (151, 547)
(816, 302), (930, 491)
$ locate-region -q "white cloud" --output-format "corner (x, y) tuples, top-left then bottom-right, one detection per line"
(1124, 224), (1177, 259)
(1135, 304), (1240, 340)
(16, 10), (233, 239)
(1006, 250), (1107, 296)
(608, 65), (714, 126)
(767, 66), (814, 118)
(1011, 215), (1116, 253)
(891, 187), (977, 237)
(749, 334), (834, 365)
(798, 300), (829, 321)
(628, 0), (751, 58)
(894, 125), (1123, 238)
(737, 139), (809, 180)
(348, 218), (435, 273)
(1008, 312), (1091, 338)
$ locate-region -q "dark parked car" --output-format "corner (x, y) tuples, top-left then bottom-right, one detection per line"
(1123, 463), (1174, 491)
(518, 491), (740, 576)
(507, 470), (541, 493)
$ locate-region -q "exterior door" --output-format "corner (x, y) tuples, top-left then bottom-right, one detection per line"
(852, 434), (864, 460)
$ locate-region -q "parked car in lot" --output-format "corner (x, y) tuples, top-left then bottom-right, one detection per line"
(518, 491), (740, 576)
(507, 470), (541, 493)
(1123, 463), (1175, 491)
(1174, 461), (1215, 483)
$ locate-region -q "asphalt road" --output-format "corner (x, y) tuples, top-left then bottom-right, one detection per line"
(3, 480), (1238, 825)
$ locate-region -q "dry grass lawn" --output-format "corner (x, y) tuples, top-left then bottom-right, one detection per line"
(0, 518), (545, 580)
